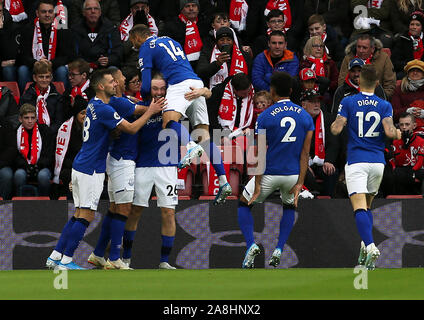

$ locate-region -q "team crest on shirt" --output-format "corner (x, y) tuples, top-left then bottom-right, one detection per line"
(113, 112), (121, 120)
(138, 58), (143, 68)
(338, 104), (343, 113)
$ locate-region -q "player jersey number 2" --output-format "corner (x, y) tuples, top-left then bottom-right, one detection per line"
(159, 41), (186, 61)
(356, 111), (380, 137)
(280, 117), (296, 142)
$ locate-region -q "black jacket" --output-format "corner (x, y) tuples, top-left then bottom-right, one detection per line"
(0, 86), (19, 129)
(19, 83), (64, 135)
(17, 22), (76, 70)
(14, 123), (55, 172)
(0, 123), (16, 169)
(391, 32), (424, 77)
(0, 9), (18, 61)
(72, 17), (123, 68)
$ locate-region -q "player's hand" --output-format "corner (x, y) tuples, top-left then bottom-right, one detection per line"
(323, 162), (336, 175)
(216, 52), (230, 65)
(289, 183), (303, 208)
(248, 185), (261, 206)
(148, 97), (166, 114)
(98, 55), (109, 67)
(184, 87), (203, 101)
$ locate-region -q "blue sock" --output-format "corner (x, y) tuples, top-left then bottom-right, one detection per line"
(366, 209), (373, 226)
(277, 207), (295, 250)
(355, 209), (373, 246)
(201, 140), (226, 177)
(93, 211), (114, 257)
(109, 213), (127, 261)
(237, 201), (255, 249)
(166, 120), (191, 146)
(122, 230), (136, 259)
(160, 235), (175, 263)
(54, 216), (76, 254)
(63, 218), (89, 258)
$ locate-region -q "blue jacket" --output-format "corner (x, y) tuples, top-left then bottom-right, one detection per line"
(252, 49), (299, 91)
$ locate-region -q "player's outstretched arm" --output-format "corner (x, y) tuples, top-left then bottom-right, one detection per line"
(330, 115), (347, 136)
(117, 97), (166, 134)
(184, 87), (212, 101)
(382, 117), (401, 140)
(290, 130), (313, 207)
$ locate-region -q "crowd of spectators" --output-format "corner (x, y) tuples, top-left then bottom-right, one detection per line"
(1, 0), (424, 200)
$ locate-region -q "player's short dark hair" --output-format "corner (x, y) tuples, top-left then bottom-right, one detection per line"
(399, 112), (415, 123)
(90, 69), (113, 91)
(270, 72), (293, 97)
(152, 71), (165, 81)
(231, 72), (251, 91)
(359, 65), (378, 88)
(129, 24), (151, 39)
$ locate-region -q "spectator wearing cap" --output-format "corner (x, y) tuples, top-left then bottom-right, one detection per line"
(197, 26), (252, 89)
(69, 0), (121, 28)
(251, 30), (299, 92)
(332, 58), (386, 115)
(337, 34), (396, 98)
(391, 59), (424, 127)
(163, 0), (209, 69)
(291, 67), (331, 108)
(300, 35), (339, 95)
(300, 88), (341, 198)
(71, 0), (123, 71)
(392, 11), (424, 79)
(120, 0), (158, 42)
(391, 0), (424, 35)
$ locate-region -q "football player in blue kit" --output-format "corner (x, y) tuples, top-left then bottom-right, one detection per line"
(238, 72), (314, 268)
(46, 69), (165, 270)
(129, 24), (232, 205)
(121, 73), (212, 269)
(331, 65), (401, 270)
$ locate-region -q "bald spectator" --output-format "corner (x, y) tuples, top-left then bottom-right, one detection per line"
(69, 0), (121, 28)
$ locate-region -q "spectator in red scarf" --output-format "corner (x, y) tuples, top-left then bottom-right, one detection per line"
(13, 103), (55, 197)
(301, 88), (340, 197)
(392, 10), (424, 79)
(391, 59), (424, 126)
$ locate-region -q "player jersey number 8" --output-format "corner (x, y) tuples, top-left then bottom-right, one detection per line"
(83, 116), (90, 142)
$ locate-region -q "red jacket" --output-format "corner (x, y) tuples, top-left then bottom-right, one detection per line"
(390, 133), (424, 171)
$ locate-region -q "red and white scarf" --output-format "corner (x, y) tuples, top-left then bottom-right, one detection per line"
(17, 123), (42, 165)
(355, 54), (373, 65)
(209, 43), (248, 89)
(218, 81), (254, 131)
(307, 54), (327, 77)
(4, 0), (27, 22)
(56, 0), (67, 26)
(345, 73), (360, 91)
(32, 17), (58, 61)
(70, 79), (90, 102)
(229, 0), (248, 32)
(179, 14), (203, 61)
(410, 32), (424, 60)
(35, 85), (51, 126)
(264, 0), (292, 31)
(309, 110), (325, 166)
(119, 13), (158, 41)
(53, 117), (74, 184)
(367, 0), (384, 9)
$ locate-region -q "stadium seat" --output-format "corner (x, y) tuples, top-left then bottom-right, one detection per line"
(24, 82), (32, 93)
(317, 196), (331, 199)
(386, 195), (423, 199)
(198, 144), (242, 200)
(12, 196), (50, 200)
(58, 196), (67, 200)
(0, 81), (20, 103)
(0, 197), (3, 200)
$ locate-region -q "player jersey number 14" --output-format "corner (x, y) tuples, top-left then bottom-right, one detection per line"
(159, 40), (186, 61)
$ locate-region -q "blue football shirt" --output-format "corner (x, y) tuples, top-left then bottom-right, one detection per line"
(338, 92), (393, 165)
(73, 97), (124, 174)
(256, 99), (315, 175)
(138, 36), (200, 98)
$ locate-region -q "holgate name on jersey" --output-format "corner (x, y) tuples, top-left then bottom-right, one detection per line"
(270, 105), (302, 116)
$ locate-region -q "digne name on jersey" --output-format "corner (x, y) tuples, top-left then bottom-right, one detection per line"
(357, 99), (378, 107)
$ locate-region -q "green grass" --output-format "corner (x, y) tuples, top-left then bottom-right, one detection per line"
(0, 268), (423, 300)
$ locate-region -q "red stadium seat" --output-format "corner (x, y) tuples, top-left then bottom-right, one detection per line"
(24, 82), (32, 93)
(386, 195), (423, 199)
(0, 197), (3, 200)
(12, 197), (50, 200)
(317, 196), (331, 199)
(53, 82), (65, 94)
(58, 196), (67, 200)
(0, 81), (20, 103)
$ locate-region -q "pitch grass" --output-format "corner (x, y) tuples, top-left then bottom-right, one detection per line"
(0, 268), (423, 300)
